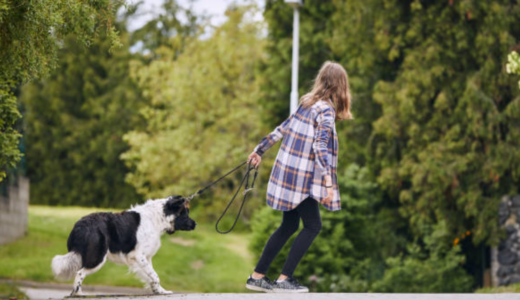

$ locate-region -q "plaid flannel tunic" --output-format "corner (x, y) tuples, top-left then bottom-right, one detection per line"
(254, 100), (340, 211)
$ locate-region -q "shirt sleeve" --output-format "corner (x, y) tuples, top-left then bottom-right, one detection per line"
(253, 114), (293, 156)
(313, 107), (334, 176)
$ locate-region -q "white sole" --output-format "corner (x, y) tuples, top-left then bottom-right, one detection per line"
(272, 288), (309, 293)
(245, 284), (272, 293)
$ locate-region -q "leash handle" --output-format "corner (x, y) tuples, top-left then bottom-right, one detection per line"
(215, 162), (258, 234)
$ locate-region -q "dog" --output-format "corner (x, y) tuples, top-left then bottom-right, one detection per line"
(51, 195), (196, 296)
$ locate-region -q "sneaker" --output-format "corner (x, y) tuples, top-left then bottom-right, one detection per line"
(245, 275), (274, 293)
(273, 277), (309, 293)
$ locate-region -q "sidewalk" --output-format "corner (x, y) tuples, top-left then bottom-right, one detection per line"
(0, 279), (149, 299)
(2, 280), (517, 300)
(61, 293), (518, 300)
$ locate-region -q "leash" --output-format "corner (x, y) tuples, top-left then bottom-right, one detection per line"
(185, 161), (259, 234)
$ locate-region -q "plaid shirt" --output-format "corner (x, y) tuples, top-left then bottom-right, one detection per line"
(254, 100), (340, 211)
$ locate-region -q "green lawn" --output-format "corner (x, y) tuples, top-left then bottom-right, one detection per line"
(476, 283), (520, 293)
(0, 206), (254, 293)
(0, 283), (28, 299)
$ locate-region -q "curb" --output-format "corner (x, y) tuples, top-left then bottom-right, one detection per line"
(0, 279), (151, 294)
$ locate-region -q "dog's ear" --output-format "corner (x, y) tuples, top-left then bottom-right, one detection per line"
(164, 196), (186, 216)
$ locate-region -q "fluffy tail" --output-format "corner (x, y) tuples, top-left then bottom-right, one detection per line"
(51, 252), (82, 281)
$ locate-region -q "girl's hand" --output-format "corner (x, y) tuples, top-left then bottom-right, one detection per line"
(323, 175), (333, 204)
(248, 152), (262, 168)
(323, 187), (334, 205)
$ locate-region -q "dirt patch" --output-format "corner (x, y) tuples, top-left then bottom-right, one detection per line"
(169, 237), (196, 247)
(222, 235), (253, 262)
(190, 260), (204, 270)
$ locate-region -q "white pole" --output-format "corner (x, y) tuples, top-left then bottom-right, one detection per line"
(290, 7), (300, 115)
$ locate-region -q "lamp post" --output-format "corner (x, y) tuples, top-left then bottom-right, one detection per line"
(285, 0), (303, 114)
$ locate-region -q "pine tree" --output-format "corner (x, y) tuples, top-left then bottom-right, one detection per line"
(371, 0), (520, 247)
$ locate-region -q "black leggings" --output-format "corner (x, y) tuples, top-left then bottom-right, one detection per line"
(254, 197), (322, 278)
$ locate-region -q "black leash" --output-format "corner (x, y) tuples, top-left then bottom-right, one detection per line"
(185, 161), (258, 234)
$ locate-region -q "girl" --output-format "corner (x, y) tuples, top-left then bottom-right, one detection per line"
(246, 61), (353, 293)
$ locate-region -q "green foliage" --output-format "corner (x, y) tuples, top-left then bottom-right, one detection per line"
(129, 0), (198, 60)
(370, 0), (520, 246)
(122, 5), (266, 218)
(19, 24), (141, 207)
(372, 222), (473, 293)
(18, 1), (199, 207)
(0, 283), (28, 300)
(507, 51), (520, 89)
(0, 0), (121, 181)
(373, 247), (472, 293)
(0, 89), (22, 180)
(477, 281), (520, 293)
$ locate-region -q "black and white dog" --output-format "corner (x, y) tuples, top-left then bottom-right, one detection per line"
(51, 196), (196, 296)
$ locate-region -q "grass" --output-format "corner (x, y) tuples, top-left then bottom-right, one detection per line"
(0, 205), (254, 293)
(476, 283), (520, 293)
(0, 283), (28, 299)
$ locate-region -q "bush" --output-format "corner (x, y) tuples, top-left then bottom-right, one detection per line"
(372, 246), (473, 293)
(372, 220), (473, 293)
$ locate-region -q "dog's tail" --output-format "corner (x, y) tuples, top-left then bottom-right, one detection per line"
(51, 252), (82, 281)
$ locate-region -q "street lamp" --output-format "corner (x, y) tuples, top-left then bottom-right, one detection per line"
(285, 0), (303, 114)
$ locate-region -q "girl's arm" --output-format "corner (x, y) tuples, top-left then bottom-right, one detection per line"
(253, 114), (293, 156)
(313, 107), (335, 177)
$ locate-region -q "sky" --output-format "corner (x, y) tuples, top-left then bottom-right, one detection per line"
(125, 0), (265, 32)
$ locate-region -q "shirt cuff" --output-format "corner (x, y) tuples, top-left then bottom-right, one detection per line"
(254, 145), (264, 157)
(320, 165), (331, 176)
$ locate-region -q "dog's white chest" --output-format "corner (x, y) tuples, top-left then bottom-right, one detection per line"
(136, 225), (162, 257)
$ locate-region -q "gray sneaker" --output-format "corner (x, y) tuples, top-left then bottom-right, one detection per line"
(246, 275), (274, 293)
(273, 277), (309, 293)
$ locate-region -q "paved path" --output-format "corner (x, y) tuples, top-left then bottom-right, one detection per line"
(18, 290), (520, 300)
(5, 280), (519, 300)
(0, 279), (148, 300)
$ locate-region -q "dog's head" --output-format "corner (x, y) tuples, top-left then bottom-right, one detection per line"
(163, 195), (196, 234)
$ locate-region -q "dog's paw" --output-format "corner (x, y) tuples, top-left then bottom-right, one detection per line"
(152, 285), (173, 295)
(70, 291), (85, 297)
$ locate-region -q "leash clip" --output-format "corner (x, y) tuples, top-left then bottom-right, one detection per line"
(186, 194), (197, 202)
(242, 187), (254, 196)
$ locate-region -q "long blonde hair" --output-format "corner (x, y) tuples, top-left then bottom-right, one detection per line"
(300, 61), (353, 120)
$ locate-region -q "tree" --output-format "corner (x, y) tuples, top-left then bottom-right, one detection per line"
(122, 5), (266, 219)
(368, 0), (520, 290)
(370, 0), (520, 247)
(0, 0), (121, 181)
(128, 0), (198, 61)
(17, 1), (198, 207)
(19, 21), (141, 207)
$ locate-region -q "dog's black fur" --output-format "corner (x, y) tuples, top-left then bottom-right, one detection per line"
(67, 211), (141, 269)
